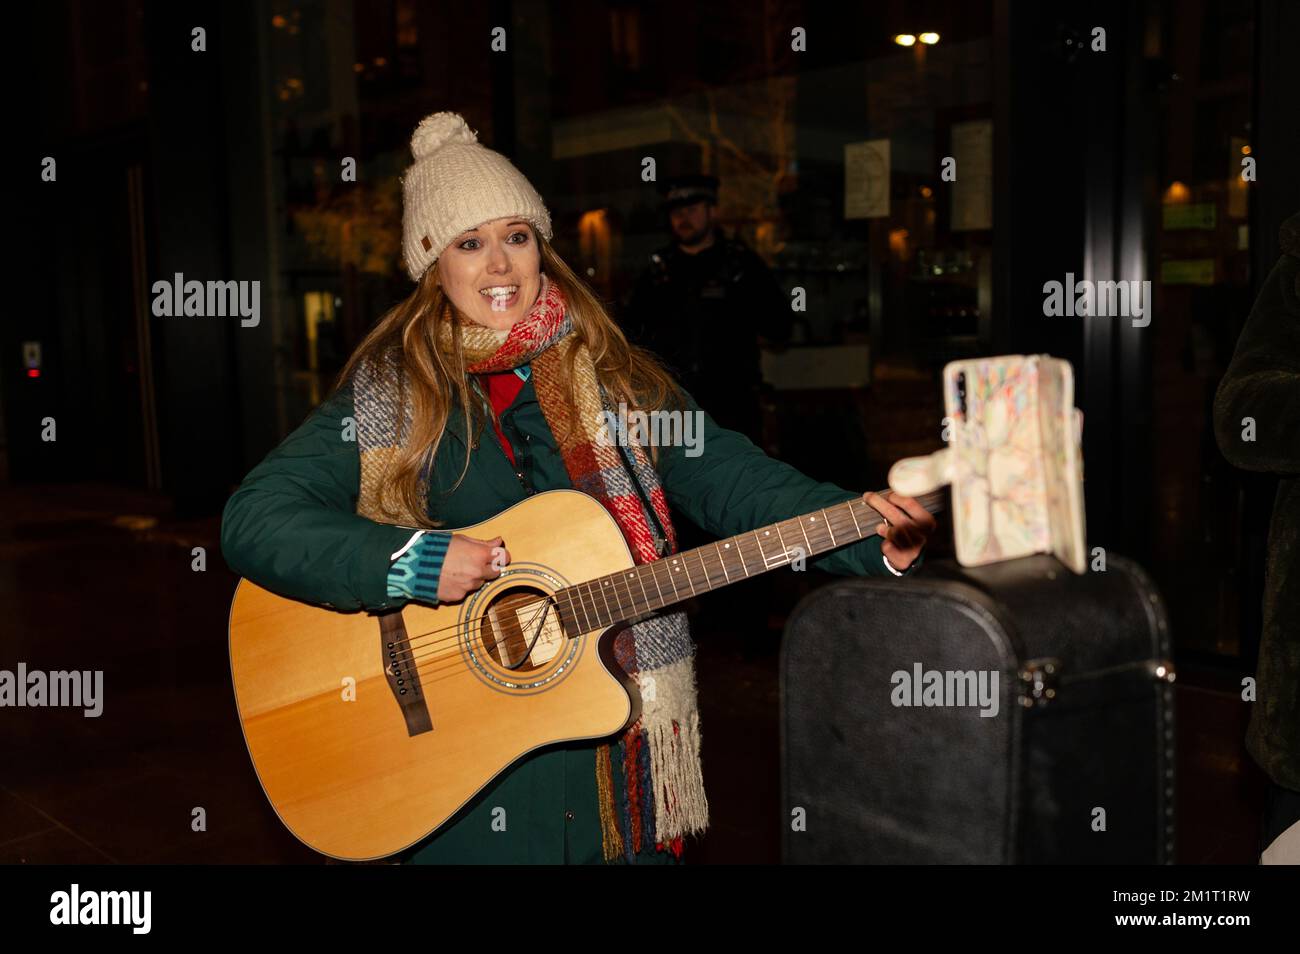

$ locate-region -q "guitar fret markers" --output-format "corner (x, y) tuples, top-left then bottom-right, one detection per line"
(555, 490), (945, 635)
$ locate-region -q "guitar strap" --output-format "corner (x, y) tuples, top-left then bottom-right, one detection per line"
(600, 383), (671, 559)
(619, 438), (670, 558)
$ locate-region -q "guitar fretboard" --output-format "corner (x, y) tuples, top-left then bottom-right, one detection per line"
(551, 489), (946, 636)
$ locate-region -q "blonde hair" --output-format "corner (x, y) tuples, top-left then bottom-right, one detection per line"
(329, 235), (687, 529)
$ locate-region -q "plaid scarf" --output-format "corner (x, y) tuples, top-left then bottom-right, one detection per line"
(352, 274), (708, 862)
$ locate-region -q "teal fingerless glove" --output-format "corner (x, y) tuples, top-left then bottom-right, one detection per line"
(386, 530), (453, 605)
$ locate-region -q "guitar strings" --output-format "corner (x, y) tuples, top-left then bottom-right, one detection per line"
(384, 490), (946, 679)
(383, 492), (945, 688)
(393, 500), (945, 693)
(399, 542), (793, 682)
(388, 539), (795, 688)
(384, 492), (920, 668)
(401, 545), (808, 693)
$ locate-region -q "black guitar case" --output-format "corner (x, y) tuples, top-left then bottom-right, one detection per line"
(780, 554), (1175, 864)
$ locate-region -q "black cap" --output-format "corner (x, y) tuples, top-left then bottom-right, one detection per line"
(657, 174), (719, 212)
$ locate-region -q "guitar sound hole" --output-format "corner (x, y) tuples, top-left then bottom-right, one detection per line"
(478, 587), (563, 672)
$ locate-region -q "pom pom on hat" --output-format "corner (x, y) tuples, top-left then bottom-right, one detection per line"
(410, 111), (478, 160)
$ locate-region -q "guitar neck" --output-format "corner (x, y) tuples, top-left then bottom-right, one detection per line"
(553, 488), (947, 635)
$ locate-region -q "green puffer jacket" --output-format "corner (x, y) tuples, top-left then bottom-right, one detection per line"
(221, 371), (905, 863)
(1214, 211), (1300, 794)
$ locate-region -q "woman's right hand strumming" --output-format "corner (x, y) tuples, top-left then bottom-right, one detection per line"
(437, 534), (511, 603)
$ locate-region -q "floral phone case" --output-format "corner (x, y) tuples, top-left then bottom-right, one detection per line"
(889, 354), (1086, 574)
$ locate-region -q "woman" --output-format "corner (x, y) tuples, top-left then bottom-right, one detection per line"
(220, 111), (936, 865)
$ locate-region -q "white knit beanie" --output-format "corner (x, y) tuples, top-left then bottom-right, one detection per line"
(400, 111), (553, 282)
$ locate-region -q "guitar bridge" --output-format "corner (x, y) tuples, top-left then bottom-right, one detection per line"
(378, 611), (432, 736)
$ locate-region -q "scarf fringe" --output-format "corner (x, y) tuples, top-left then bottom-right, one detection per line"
(647, 711), (710, 841)
(597, 655), (709, 861)
(595, 743), (625, 862)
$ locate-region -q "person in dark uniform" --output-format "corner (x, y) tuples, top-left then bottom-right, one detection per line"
(622, 176), (796, 637)
(622, 174), (792, 447)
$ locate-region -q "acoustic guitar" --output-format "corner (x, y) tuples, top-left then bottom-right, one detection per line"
(228, 486), (946, 860)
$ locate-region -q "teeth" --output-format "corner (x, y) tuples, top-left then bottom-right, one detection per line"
(480, 285), (518, 297)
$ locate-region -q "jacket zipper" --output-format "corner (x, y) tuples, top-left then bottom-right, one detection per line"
(473, 375), (534, 495)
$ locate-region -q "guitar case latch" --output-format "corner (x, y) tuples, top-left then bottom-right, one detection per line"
(1018, 657), (1062, 708)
